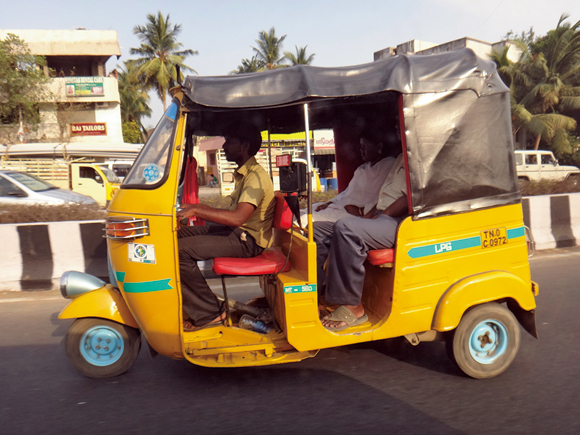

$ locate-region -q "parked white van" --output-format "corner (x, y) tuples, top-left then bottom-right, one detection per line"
(515, 150), (580, 181)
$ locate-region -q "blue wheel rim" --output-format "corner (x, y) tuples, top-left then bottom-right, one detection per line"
(468, 318), (508, 365)
(79, 325), (124, 367)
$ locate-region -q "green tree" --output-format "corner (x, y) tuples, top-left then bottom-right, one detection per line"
(520, 14), (580, 153)
(0, 33), (50, 141)
(118, 61), (151, 139)
(122, 121), (143, 144)
(284, 45), (315, 65)
(131, 12), (197, 111)
(494, 15), (580, 156)
(252, 27), (287, 70)
(231, 55), (264, 74)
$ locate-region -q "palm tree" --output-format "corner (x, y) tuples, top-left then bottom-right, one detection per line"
(492, 15), (580, 154)
(252, 27), (287, 70)
(131, 12), (197, 111)
(118, 61), (152, 139)
(231, 55), (264, 74)
(284, 45), (315, 66)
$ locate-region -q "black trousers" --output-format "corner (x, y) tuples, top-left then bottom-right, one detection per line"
(177, 225), (264, 326)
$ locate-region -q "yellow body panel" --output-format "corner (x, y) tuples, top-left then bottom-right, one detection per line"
(431, 271), (536, 332)
(282, 203), (535, 352)
(104, 110), (187, 360)
(58, 285), (139, 329)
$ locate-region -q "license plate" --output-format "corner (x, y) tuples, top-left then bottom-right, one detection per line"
(481, 228), (507, 249)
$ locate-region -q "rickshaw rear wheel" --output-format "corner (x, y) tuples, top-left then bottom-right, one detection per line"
(447, 303), (520, 379)
(65, 318), (141, 378)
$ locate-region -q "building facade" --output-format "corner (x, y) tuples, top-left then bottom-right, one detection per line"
(0, 29), (123, 145)
(374, 37), (521, 63)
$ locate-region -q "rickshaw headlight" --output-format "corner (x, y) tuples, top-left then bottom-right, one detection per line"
(60, 271), (106, 299)
(104, 217), (149, 240)
(107, 222), (135, 238)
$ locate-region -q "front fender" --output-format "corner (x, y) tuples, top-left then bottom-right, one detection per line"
(58, 285), (139, 329)
(432, 271), (536, 333)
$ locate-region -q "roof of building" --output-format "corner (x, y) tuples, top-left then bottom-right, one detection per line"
(0, 30), (121, 57)
(1, 143), (142, 159)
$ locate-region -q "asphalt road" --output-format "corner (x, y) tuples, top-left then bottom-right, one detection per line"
(1, 250), (579, 435)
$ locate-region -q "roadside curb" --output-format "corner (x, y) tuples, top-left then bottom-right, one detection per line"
(1, 192), (578, 291)
(522, 193), (580, 250)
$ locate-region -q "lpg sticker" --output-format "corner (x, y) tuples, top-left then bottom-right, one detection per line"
(284, 284), (317, 294)
(143, 164), (161, 183)
(128, 243), (156, 264)
(407, 236), (480, 259)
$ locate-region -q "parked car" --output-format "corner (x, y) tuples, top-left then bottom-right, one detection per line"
(0, 170), (97, 205)
(515, 150), (580, 181)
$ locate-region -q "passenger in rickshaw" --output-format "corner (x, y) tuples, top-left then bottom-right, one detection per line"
(301, 129), (395, 226)
(316, 151), (407, 331)
(176, 123), (276, 331)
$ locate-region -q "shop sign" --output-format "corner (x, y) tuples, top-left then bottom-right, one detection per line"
(66, 77), (105, 96)
(70, 123), (107, 136)
(313, 129), (335, 150)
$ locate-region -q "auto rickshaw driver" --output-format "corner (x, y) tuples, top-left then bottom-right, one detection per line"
(176, 123), (276, 331)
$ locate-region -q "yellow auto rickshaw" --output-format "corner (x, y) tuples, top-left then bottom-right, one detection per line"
(59, 48), (538, 379)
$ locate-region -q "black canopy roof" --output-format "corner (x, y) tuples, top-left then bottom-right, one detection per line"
(182, 48), (509, 109)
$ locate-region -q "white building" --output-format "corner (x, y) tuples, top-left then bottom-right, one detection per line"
(0, 29), (124, 145)
(374, 37), (522, 63)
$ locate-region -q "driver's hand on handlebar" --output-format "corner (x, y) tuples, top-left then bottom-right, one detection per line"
(316, 201), (331, 212)
(176, 204), (199, 230)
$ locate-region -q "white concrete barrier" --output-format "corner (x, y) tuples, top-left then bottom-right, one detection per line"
(1, 193), (579, 291)
(522, 193), (580, 250)
(0, 220), (212, 291)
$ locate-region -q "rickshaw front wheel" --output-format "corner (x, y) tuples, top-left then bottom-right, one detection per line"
(65, 318), (141, 378)
(447, 303), (520, 379)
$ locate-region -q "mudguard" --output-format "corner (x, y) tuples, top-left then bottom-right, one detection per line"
(58, 285), (139, 329)
(432, 271), (536, 335)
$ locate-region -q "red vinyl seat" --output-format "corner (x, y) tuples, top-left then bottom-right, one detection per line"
(367, 248), (395, 267)
(212, 192), (293, 276)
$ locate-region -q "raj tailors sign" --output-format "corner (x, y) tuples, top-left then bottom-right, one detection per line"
(70, 123), (107, 136)
(66, 77), (104, 96)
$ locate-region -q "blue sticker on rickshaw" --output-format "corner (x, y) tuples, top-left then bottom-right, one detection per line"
(143, 164), (161, 182)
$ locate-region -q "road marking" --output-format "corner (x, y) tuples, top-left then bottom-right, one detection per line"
(0, 297), (62, 303)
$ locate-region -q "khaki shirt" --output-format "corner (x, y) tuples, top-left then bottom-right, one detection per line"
(227, 156), (275, 248)
(377, 154), (407, 211)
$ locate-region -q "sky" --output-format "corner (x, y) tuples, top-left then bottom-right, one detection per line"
(2, 0), (580, 127)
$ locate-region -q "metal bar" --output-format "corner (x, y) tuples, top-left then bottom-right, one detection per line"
(267, 120), (273, 181)
(221, 276), (233, 327)
(303, 104), (314, 242)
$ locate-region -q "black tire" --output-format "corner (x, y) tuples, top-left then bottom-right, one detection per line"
(65, 318), (141, 378)
(448, 303), (520, 379)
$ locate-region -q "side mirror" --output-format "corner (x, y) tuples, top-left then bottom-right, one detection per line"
(95, 175), (103, 184)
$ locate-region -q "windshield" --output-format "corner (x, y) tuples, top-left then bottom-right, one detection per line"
(98, 166), (121, 184)
(123, 101), (179, 187)
(8, 172), (56, 192)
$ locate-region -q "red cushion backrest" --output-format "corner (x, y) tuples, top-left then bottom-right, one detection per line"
(273, 192), (293, 230)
